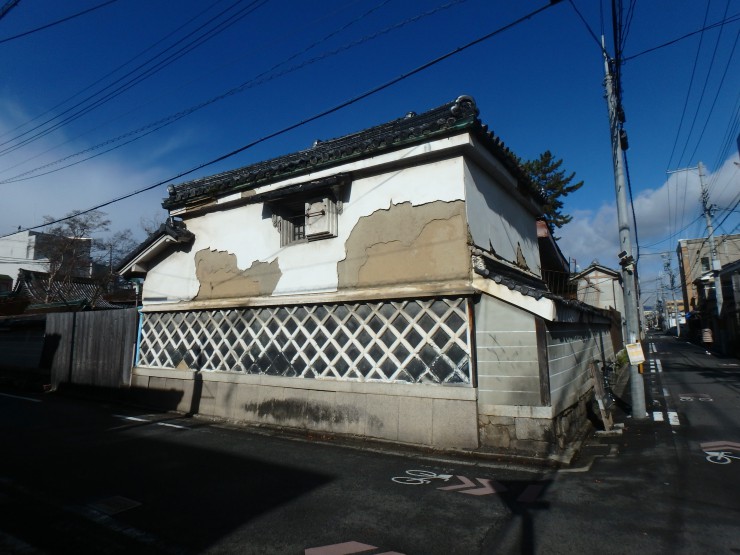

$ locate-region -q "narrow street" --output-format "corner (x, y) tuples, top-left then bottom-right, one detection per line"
(1, 330), (738, 554)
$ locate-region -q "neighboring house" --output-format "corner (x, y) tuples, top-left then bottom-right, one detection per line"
(676, 234), (740, 311)
(693, 259), (740, 356)
(0, 231), (52, 288)
(0, 269), (120, 316)
(571, 263), (624, 313)
(0, 230), (94, 289)
(571, 262), (625, 347)
(120, 96), (617, 456)
(537, 220), (573, 298)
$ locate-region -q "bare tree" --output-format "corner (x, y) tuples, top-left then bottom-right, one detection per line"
(38, 211), (109, 301)
(38, 210), (137, 303)
(140, 209), (169, 236)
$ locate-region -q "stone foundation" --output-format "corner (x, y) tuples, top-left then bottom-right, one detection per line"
(131, 367), (480, 450)
(478, 389), (594, 457)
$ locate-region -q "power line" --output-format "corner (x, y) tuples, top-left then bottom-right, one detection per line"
(665, 1), (712, 174)
(0, 0), (119, 44)
(0, 0), (271, 158)
(0, 0), (21, 22)
(675, 0), (732, 170)
(0, 1), (560, 239)
(687, 30), (740, 166)
(0, 0), (232, 143)
(0, 0), (471, 185)
(623, 10), (740, 62)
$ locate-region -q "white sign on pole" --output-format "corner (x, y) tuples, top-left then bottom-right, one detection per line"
(626, 342), (645, 365)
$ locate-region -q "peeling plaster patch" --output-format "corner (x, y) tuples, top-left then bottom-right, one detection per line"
(338, 200), (469, 289)
(194, 249), (281, 300)
(516, 242), (530, 272)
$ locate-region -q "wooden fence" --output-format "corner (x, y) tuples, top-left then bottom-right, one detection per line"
(48, 308), (138, 389)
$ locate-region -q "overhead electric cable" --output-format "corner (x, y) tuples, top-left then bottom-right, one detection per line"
(0, 0), (468, 185)
(0, 0), (378, 174)
(687, 29), (740, 170)
(567, 0), (607, 56)
(0, 0), (119, 43)
(664, 1), (712, 174)
(623, 10), (740, 62)
(620, 0), (637, 52)
(0, 0), (270, 157)
(0, 0), (560, 238)
(0, 0), (20, 22)
(0, 0), (231, 142)
(675, 0), (732, 170)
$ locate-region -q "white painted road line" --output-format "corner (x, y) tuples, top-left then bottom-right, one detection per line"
(656, 360), (663, 372)
(653, 411), (665, 422)
(0, 392), (41, 403)
(157, 422), (189, 430)
(113, 415), (149, 422)
(668, 411), (680, 426)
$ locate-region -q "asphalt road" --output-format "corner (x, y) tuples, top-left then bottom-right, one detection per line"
(1, 331), (738, 554)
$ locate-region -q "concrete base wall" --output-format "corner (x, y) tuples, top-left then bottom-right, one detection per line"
(477, 382), (594, 456)
(132, 367), (480, 450)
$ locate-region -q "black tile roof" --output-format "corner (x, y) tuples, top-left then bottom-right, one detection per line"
(0, 269), (122, 314)
(115, 218), (195, 274)
(163, 95), (543, 210)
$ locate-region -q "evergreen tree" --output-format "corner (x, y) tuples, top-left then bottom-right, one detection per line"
(521, 150), (584, 237)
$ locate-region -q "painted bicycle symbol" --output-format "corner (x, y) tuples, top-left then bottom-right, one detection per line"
(679, 394), (713, 402)
(391, 469), (453, 485)
(704, 451), (740, 465)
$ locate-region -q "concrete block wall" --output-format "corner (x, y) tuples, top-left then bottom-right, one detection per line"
(474, 295), (542, 406)
(547, 323), (614, 414)
(131, 367), (479, 450)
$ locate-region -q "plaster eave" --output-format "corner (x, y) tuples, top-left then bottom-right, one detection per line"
(140, 280), (476, 313)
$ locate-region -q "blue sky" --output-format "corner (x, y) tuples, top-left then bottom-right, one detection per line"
(0, 0), (738, 306)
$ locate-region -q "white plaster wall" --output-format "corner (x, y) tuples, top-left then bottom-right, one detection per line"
(463, 159), (540, 276)
(142, 156), (466, 304)
(0, 232), (48, 287)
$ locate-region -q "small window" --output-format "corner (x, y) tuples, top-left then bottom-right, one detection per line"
(700, 257), (710, 272)
(272, 195), (341, 247)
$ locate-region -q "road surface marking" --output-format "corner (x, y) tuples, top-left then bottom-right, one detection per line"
(700, 441), (740, 450)
(0, 392), (41, 403)
(653, 411), (664, 422)
(656, 359), (663, 372)
(113, 415), (149, 422)
(89, 495), (142, 515)
(438, 476), (506, 496)
(157, 422), (189, 429)
(668, 411), (680, 426)
(304, 541), (381, 555)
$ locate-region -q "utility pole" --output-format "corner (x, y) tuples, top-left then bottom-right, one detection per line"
(662, 254), (680, 337)
(667, 162), (723, 316)
(602, 36), (646, 419)
(699, 162), (723, 315)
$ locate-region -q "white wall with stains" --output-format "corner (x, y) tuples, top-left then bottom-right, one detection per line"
(141, 154), (467, 305)
(463, 159), (540, 276)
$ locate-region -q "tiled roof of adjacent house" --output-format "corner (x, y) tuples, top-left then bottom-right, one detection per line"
(3, 269), (121, 313)
(163, 95), (542, 210)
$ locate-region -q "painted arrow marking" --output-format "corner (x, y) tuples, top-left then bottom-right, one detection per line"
(305, 541), (404, 555)
(437, 476), (507, 496)
(701, 441), (740, 451)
